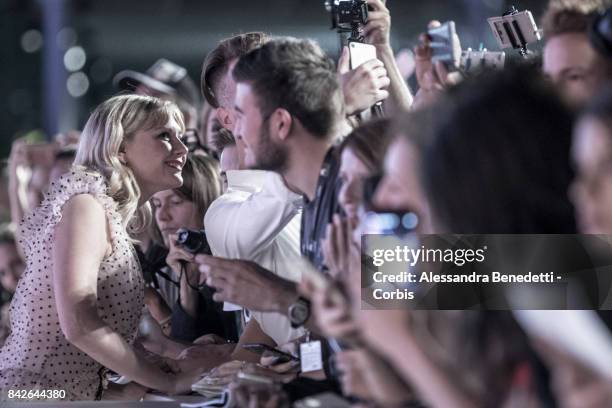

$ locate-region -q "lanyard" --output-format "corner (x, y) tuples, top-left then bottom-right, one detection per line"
(303, 148), (336, 260)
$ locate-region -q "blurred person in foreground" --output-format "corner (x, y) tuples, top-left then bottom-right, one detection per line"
(8, 133), (79, 261)
(314, 66), (580, 407)
(563, 87), (612, 407)
(0, 95), (203, 401)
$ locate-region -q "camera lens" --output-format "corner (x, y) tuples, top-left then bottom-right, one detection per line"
(176, 228), (210, 254)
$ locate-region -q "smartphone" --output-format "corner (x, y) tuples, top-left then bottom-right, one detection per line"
(242, 343), (299, 363)
(348, 41), (377, 69)
(428, 21), (461, 69)
(488, 10), (541, 50)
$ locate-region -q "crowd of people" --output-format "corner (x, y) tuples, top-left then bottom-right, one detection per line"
(0, 0), (612, 406)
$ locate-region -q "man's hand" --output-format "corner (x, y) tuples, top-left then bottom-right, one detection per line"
(364, 0), (391, 48)
(259, 341), (301, 382)
(196, 255), (297, 313)
(338, 47), (390, 116)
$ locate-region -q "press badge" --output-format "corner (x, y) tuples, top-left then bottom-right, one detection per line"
(300, 340), (323, 372)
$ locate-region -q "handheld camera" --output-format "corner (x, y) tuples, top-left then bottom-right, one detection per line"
(176, 228), (211, 255)
(325, 0), (369, 41)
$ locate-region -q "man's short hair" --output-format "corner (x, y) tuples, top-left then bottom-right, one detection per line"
(542, 0), (609, 38)
(201, 32), (268, 109)
(232, 37), (343, 139)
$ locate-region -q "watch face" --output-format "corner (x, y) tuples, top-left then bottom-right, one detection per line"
(290, 302), (309, 324)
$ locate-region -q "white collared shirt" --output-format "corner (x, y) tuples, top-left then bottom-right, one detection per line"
(204, 170), (306, 345)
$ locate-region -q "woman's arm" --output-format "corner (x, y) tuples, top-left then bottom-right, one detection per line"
(365, 0), (413, 114)
(53, 194), (193, 394)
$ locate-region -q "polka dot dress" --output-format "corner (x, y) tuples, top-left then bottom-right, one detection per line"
(0, 167), (144, 401)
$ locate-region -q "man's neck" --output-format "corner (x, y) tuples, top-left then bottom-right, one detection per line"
(283, 138), (332, 201)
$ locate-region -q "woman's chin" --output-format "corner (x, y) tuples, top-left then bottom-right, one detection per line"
(166, 174), (184, 189)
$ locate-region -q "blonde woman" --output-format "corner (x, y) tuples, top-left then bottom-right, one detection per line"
(0, 94), (201, 400)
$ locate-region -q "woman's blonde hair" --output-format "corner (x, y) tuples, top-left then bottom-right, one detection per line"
(74, 94), (184, 234)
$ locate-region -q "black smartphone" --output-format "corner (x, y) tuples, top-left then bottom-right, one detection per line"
(242, 343), (299, 364)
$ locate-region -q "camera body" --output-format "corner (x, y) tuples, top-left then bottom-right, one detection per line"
(461, 49), (506, 73)
(175, 228), (211, 255)
(325, 0), (368, 34)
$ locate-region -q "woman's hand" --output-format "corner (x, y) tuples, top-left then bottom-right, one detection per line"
(166, 233), (196, 275)
(413, 21), (462, 109)
(311, 281), (361, 342)
(322, 215), (354, 280)
(167, 368), (207, 395)
(334, 350), (373, 400)
(358, 309), (412, 357)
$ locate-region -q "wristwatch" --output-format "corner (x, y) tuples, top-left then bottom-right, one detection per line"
(288, 296), (311, 328)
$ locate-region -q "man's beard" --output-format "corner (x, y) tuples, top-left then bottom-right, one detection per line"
(250, 120), (289, 173)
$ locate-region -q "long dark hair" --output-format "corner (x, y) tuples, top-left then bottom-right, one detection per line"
(423, 65), (576, 234)
(420, 66), (575, 407)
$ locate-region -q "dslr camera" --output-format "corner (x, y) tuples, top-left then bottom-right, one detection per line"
(325, 0), (368, 39)
(175, 228), (212, 255)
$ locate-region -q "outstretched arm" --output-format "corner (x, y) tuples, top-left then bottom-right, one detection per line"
(365, 0), (413, 114)
(53, 194), (198, 394)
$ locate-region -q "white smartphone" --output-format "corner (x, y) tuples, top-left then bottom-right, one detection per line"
(348, 41), (377, 69)
(513, 310), (612, 379)
(488, 10), (541, 50)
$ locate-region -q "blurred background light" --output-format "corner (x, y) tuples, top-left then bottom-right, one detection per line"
(20, 29), (43, 53)
(66, 72), (90, 97)
(63, 46), (87, 71)
(57, 27), (78, 50)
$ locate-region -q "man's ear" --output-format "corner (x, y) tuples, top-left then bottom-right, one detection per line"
(216, 107), (234, 131)
(272, 108), (293, 142)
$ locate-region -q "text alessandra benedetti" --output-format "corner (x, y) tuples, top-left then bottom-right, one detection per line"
(373, 271), (559, 283)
